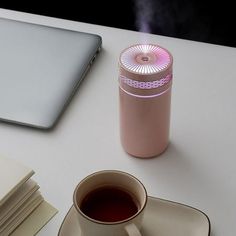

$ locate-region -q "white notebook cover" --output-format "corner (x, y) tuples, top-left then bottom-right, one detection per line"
(0, 156), (34, 206)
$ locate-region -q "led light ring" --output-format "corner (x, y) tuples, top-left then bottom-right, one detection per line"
(120, 44), (171, 74)
(119, 85), (171, 98)
(119, 74), (172, 89)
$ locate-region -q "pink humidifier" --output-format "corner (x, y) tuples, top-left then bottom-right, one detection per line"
(119, 44), (173, 158)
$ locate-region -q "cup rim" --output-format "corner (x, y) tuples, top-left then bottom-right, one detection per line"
(73, 170), (147, 225)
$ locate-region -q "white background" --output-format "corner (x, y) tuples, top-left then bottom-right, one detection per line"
(0, 8), (236, 236)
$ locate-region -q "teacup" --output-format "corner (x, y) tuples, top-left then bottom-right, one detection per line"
(73, 170), (147, 236)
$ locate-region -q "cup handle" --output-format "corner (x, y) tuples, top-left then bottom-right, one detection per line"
(125, 223), (142, 236)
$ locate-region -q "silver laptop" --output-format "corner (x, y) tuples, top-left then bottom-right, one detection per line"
(0, 17), (102, 129)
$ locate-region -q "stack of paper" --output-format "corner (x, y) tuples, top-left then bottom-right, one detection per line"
(0, 156), (57, 236)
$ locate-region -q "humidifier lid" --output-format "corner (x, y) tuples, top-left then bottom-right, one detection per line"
(119, 44), (173, 75)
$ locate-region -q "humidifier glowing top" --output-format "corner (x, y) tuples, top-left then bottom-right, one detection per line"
(119, 44), (172, 75)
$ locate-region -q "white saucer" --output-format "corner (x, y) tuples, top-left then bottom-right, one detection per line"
(58, 196), (210, 236)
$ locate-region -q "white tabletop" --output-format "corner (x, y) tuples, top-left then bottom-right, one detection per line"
(0, 8), (236, 236)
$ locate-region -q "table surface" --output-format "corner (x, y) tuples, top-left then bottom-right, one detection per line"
(0, 8), (236, 236)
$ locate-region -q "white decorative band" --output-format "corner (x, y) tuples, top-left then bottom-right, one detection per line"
(119, 74), (172, 89)
(119, 85), (171, 98)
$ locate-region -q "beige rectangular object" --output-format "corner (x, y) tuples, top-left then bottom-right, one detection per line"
(0, 156), (34, 206)
(11, 201), (58, 236)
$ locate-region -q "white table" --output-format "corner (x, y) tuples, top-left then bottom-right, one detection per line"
(0, 8), (236, 236)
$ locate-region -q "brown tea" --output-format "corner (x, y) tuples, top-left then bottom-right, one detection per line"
(80, 186), (139, 222)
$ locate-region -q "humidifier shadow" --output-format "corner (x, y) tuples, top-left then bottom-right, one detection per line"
(158, 141), (194, 165)
(130, 141), (195, 177)
(130, 141), (199, 199)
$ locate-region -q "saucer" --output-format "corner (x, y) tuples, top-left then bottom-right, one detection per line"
(58, 196), (210, 236)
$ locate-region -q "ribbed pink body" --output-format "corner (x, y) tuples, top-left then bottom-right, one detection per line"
(119, 44), (173, 158)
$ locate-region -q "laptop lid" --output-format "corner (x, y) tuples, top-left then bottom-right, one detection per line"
(0, 17), (102, 129)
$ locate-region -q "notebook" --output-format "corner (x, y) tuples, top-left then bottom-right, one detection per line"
(0, 17), (102, 129)
(0, 180), (39, 225)
(0, 156), (57, 235)
(0, 156), (34, 206)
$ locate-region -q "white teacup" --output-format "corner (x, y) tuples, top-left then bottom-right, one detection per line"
(73, 170), (147, 236)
